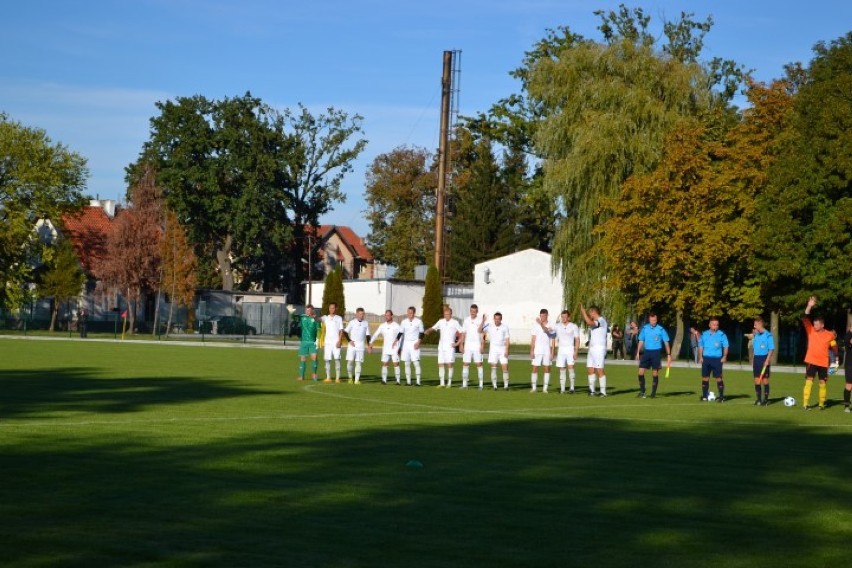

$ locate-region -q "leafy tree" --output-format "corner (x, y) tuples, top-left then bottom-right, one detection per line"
(39, 237), (85, 331)
(0, 114), (87, 309)
(421, 264), (443, 344)
(758, 33), (852, 318)
(282, 105), (367, 301)
(364, 146), (436, 278)
(160, 209), (198, 335)
(321, 267), (345, 316)
(96, 166), (162, 333)
(525, 6), (742, 314)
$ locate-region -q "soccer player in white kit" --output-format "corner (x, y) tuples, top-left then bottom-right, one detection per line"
(555, 309), (581, 394)
(344, 307), (370, 384)
(321, 302), (344, 383)
(484, 312), (511, 390)
(531, 308), (556, 392)
(399, 306), (425, 386)
(580, 304), (609, 396)
(460, 304), (486, 389)
(424, 306), (462, 387)
(371, 309), (402, 385)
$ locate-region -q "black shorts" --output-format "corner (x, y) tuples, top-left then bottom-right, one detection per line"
(702, 357), (723, 379)
(753, 354), (771, 378)
(640, 349), (662, 370)
(805, 364), (828, 380)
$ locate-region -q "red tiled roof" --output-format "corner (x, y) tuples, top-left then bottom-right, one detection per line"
(60, 206), (113, 274)
(308, 224), (374, 261)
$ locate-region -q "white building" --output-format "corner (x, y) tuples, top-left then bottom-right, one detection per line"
(473, 249), (567, 341)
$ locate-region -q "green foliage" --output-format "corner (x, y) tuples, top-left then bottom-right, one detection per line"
(420, 264), (443, 344)
(757, 32), (852, 317)
(364, 146), (436, 279)
(38, 237), (85, 330)
(321, 267), (345, 316)
(0, 115), (87, 309)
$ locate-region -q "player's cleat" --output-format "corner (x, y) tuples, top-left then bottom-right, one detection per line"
(478, 386), (484, 391)
(716, 397), (725, 403)
(845, 406), (850, 413)
(818, 405), (826, 411)
(637, 393), (646, 399)
(762, 400), (770, 406)
(754, 400), (762, 406)
(569, 389), (575, 394)
(382, 380), (388, 385)
(335, 379), (341, 384)
(588, 391), (596, 397)
(649, 394), (656, 399)
(396, 381), (401, 385)
(599, 393), (607, 398)
(542, 388), (548, 394)
(348, 379), (353, 384)
(700, 396), (708, 401)
(530, 388), (537, 393)
(353, 380), (361, 385)
(803, 405), (811, 411)
(323, 378), (333, 383)
(297, 377), (305, 381)
(504, 386), (509, 391)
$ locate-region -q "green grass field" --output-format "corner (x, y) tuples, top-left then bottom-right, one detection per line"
(1, 338), (850, 567)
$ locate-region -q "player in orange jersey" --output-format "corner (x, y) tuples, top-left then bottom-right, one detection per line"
(801, 296), (839, 410)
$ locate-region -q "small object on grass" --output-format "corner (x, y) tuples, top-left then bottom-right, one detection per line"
(406, 459), (423, 468)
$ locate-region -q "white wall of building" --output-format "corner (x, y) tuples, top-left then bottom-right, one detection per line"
(473, 249), (566, 342)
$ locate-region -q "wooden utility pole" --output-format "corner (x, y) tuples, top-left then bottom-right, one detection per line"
(434, 50), (453, 278)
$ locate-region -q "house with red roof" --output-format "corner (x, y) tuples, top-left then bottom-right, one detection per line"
(307, 224), (375, 280)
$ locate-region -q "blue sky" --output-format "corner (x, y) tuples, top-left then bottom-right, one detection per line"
(2, 0), (850, 237)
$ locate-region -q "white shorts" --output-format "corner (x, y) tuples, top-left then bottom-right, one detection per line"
(531, 352), (552, 367)
(488, 350), (508, 366)
(324, 346), (341, 361)
(438, 347), (456, 365)
(462, 348), (483, 364)
(346, 348), (365, 363)
(587, 345), (606, 369)
(401, 342), (420, 362)
(381, 351), (400, 364)
(556, 349), (576, 368)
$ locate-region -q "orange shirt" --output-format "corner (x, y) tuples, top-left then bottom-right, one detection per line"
(802, 317), (836, 367)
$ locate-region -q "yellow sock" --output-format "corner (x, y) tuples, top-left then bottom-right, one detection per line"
(803, 380), (813, 406)
(818, 383), (827, 407)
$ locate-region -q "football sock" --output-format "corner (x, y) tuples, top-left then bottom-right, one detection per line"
(638, 375), (646, 394)
(299, 361), (306, 379)
(381, 366), (388, 382)
(763, 383), (769, 401)
(311, 359), (318, 375)
(347, 361), (354, 379)
(718, 380), (725, 398)
(818, 383), (827, 407)
(503, 371), (509, 388)
(600, 375), (607, 395)
(414, 361), (421, 384)
(803, 380), (813, 406)
(335, 361), (341, 381)
(754, 382), (762, 401)
(530, 372), (537, 390)
(651, 377), (658, 396)
(844, 388), (851, 406)
(325, 362), (331, 379)
(447, 367), (454, 386)
(462, 367), (469, 388)
(559, 369), (567, 391)
(491, 368), (498, 388)
(701, 380), (709, 398)
(543, 372), (550, 390)
(589, 376), (597, 394)
(569, 370), (576, 390)
(478, 366), (484, 387)
(354, 362), (362, 381)
(405, 362), (412, 383)
(438, 367), (446, 386)
(394, 366), (401, 383)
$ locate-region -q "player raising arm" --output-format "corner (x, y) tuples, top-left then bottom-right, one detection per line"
(801, 296), (839, 411)
(580, 304), (609, 397)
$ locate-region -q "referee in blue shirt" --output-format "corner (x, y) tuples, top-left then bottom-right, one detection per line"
(698, 317), (730, 401)
(635, 313), (671, 398)
(751, 316), (775, 406)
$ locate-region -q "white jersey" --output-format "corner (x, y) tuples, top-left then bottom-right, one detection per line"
(531, 322), (555, 355)
(432, 318), (462, 351)
(485, 323), (511, 352)
(555, 321), (580, 352)
(400, 317), (424, 344)
(321, 314), (344, 348)
(462, 315), (485, 351)
(344, 319), (370, 350)
(372, 321), (402, 355)
(588, 316), (608, 348)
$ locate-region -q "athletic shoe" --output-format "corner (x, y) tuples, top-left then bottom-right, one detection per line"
(382, 380), (388, 385)
(335, 379), (341, 384)
(396, 381), (401, 385)
(437, 384), (444, 388)
(599, 393), (608, 398)
(348, 379), (353, 384)
(650, 394), (656, 399)
(297, 377), (305, 381)
(589, 391), (596, 397)
(762, 400), (770, 406)
(803, 405), (811, 411)
(479, 386), (484, 391)
(569, 390), (575, 394)
(530, 388), (537, 393)
(818, 405), (826, 411)
(754, 400), (762, 406)
(844, 406), (850, 413)
(717, 397), (726, 403)
(504, 386), (509, 391)
(354, 380), (361, 385)
(323, 378), (333, 383)
(637, 393), (646, 399)
(700, 396), (708, 401)
(542, 388), (548, 394)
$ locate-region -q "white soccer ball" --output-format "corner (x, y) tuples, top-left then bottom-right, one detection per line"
(784, 396), (796, 407)
(707, 392), (716, 401)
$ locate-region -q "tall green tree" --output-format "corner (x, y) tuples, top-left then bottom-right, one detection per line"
(421, 264), (443, 344)
(0, 114), (87, 309)
(321, 267), (346, 316)
(364, 146), (436, 278)
(526, 6), (742, 313)
(39, 237), (85, 331)
(757, 33), (852, 318)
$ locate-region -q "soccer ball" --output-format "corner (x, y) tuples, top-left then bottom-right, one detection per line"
(784, 396), (796, 407)
(707, 392), (716, 401)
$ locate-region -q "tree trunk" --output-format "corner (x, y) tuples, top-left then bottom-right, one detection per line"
(217, 234), (234, 291)
(152, 290), (161, 336)
(127, 287), (137, 335)
(770, 311), (780, 365)
(672, 310), (684, 360)
(49, 300), (58, 332)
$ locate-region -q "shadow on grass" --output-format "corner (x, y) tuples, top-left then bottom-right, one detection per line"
(1, 417), (850, 567)
(0, 367), (280, 419)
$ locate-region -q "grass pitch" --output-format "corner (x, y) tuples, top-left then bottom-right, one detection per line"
(1, 338), (850, 567)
